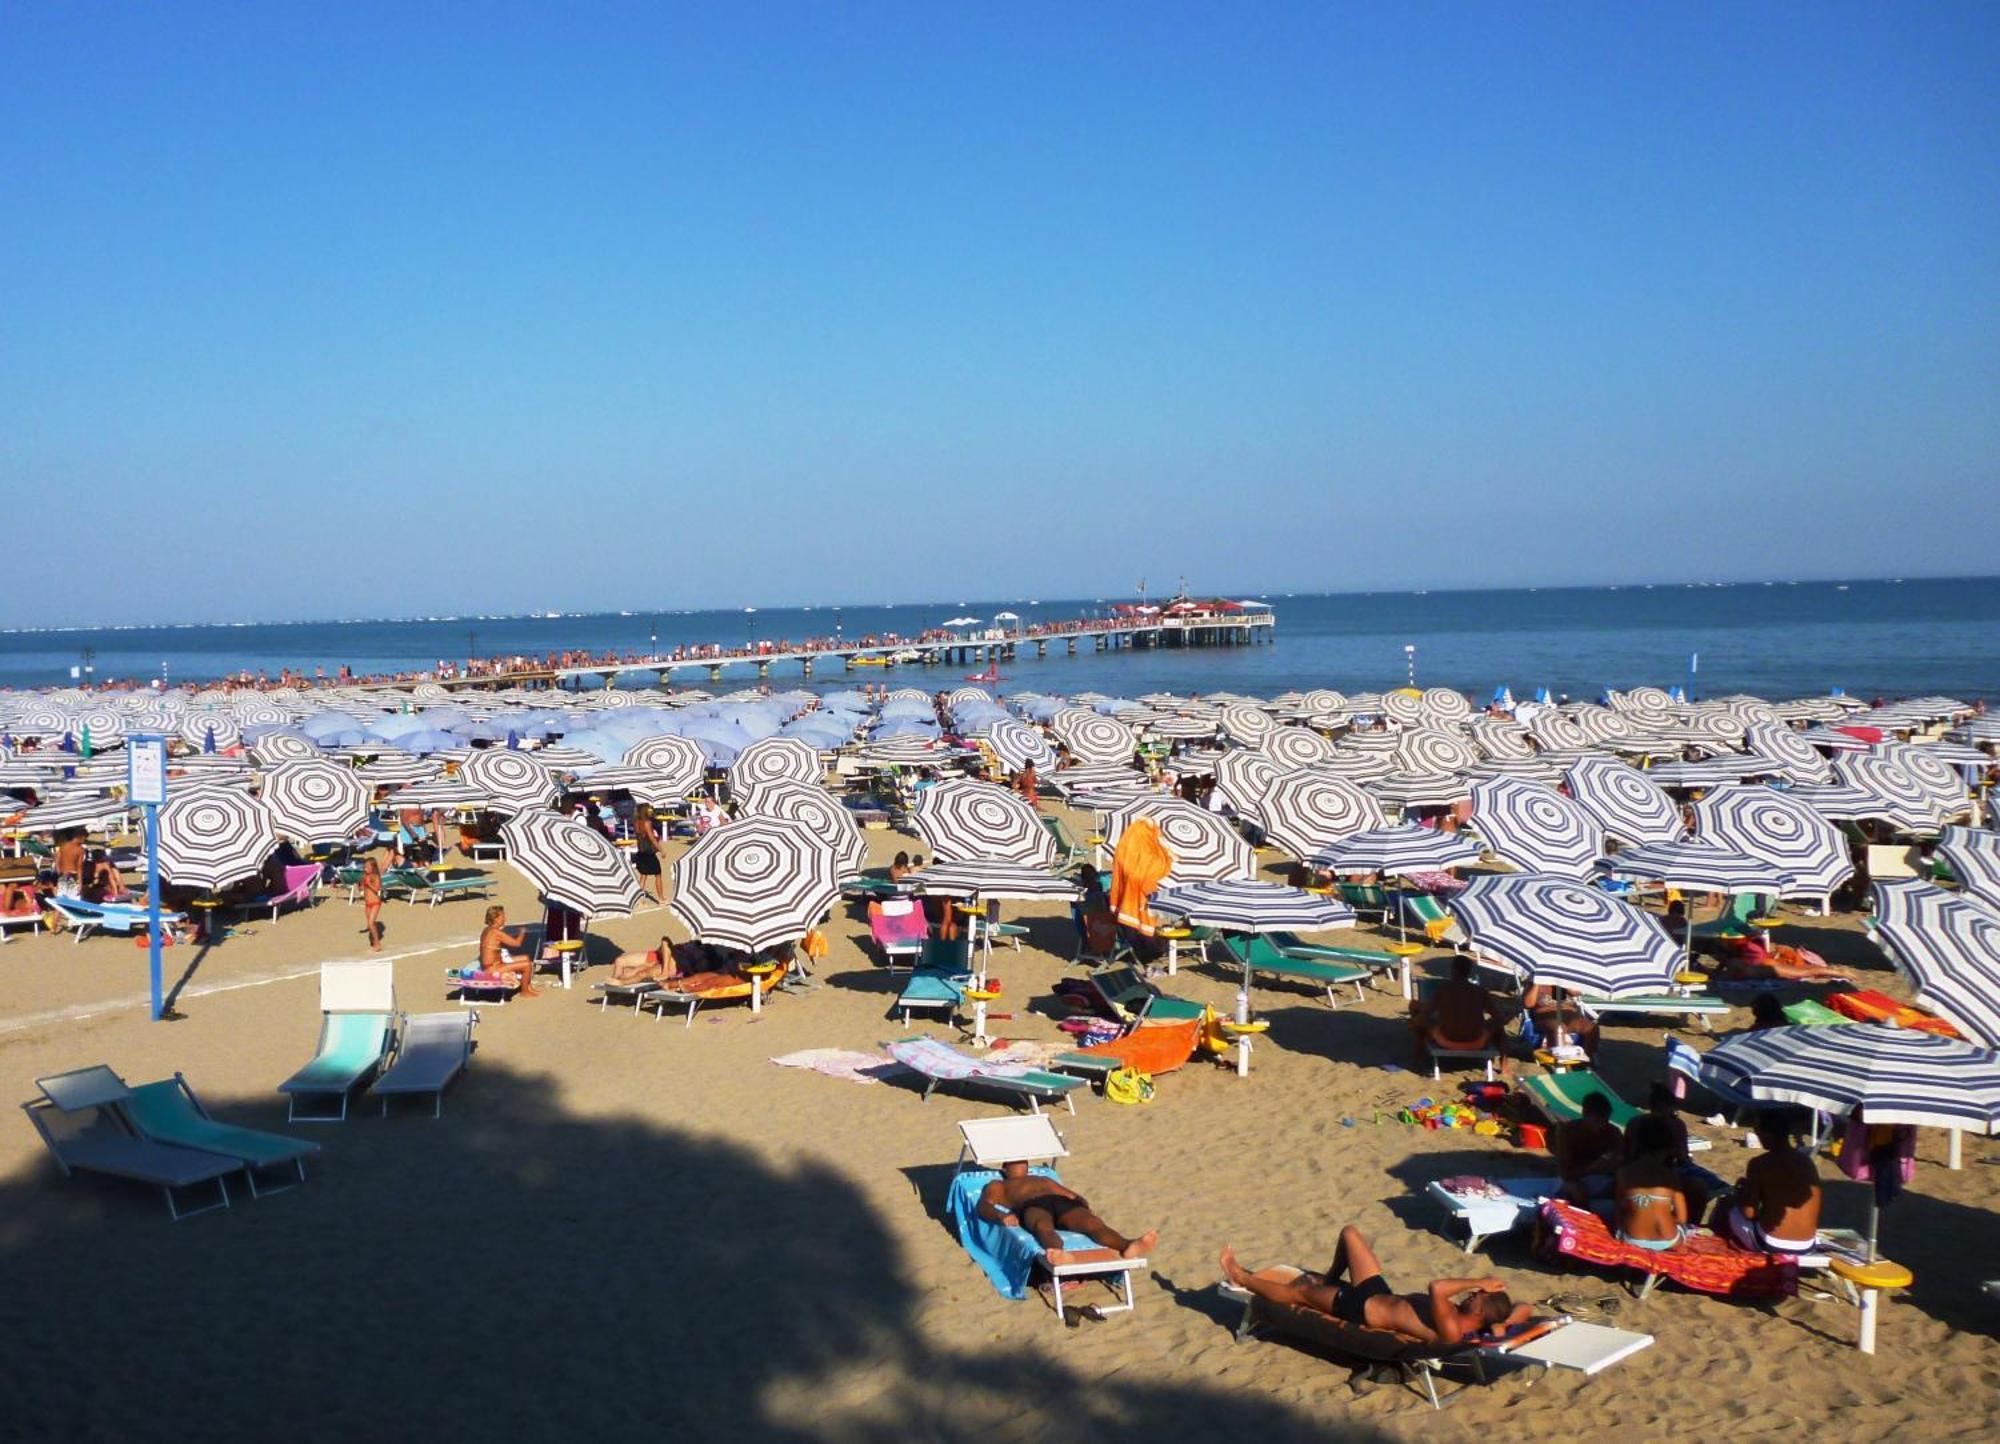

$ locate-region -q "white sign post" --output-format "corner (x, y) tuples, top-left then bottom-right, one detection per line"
(127, 735), (169, 1019)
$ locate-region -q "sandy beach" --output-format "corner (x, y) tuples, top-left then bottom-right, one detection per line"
(0, 800), (1993, 1444)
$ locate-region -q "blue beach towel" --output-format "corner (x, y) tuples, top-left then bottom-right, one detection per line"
(946, 1167), (1098, 1300)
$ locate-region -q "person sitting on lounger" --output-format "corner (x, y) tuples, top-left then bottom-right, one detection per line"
(1625, 1082), (1710, 1219)
(1522, 982), (1599, 1061)
(1408, 956), (1512, 1073)
(1219, 1227), (1531, 1346)
(1557, 1091), (1626, 1203)
(1711, 1114), (1821, 1254)
(977, 1161), (1158, 1267)
(1615, 1116), (1691, 1251)
(479, 905), (538, 997)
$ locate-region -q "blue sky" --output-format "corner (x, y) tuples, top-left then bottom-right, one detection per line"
(2, 3), (1995, 625)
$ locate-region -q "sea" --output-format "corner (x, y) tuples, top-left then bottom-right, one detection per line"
(4, 577), (1997, 704)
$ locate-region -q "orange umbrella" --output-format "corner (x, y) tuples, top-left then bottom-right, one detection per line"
(1111, 817), (1173, 934)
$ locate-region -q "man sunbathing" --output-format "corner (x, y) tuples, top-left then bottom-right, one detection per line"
(1409, 957), (1512, 1073)
(1220, 1227), (1531, 1346)
(977, 1160), (1158, 1267)
(478, 905), (539, 997)
(1710, 936), (1849, 985)
(608, 937), (679, 986)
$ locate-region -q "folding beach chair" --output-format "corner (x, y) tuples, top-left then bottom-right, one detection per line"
(119, 1072), (320, 1197)
(370, 1011), (478, 1118)
(1212, 933), (1370, 1008)
(22, 1066), (242, 1220)
(883, 1036), (1086, 1114)
(868, 897), (930, 970)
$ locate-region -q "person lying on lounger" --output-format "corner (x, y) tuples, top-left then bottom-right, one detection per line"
(976, 1161), (1158, 1267)
(608, 938), (678, 985)
(1708, 936), (1850, 984)
(1219, 1227), (1531, 1346)
(1709, 1113), (1822, 1254)
(1408, 956), (1512, 1073)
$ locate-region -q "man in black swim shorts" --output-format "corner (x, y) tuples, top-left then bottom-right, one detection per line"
(977, 1160), (1159, 1265)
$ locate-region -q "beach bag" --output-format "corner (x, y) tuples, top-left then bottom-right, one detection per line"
(1104, 1067), (1154, 1105)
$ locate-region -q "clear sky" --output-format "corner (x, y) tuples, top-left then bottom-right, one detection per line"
(3, 3), (1996, 625)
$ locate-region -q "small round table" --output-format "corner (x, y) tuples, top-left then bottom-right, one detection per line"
(548, 939), (584, 990)
(191, 897), (224, 944)
(1220, 1018), (1269, 1077)
(1829, 1256), (1913, 1354)
(1533, 1047), (1589, 1073)
(742, 961), (778, 1014)
(1749, 916), (1785, 947)
(1385, 941), (1425, 999)
(964, 985), (1002, 1047)
(1156, 926), (1191, 976)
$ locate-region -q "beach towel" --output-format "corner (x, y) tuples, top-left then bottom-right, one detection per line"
(885, 1035), (1032, 1081)
(1535, 1200), (1797, 1301)
(946, 1166), (1099, 1299)
(1110, 819), (1171, 934)
(1079, 1015), (1204, 1075)
(769, 1049), (903, 1085)
(1827, 989), (1962, 1038)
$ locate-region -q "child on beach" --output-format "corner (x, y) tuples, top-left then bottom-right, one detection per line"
(361, 857), (383, 951)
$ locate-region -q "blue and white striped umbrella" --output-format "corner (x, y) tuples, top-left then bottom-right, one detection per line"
(1743, 721), (1833, 785)
(1693, 785), (1854, 899)
(986, 717), (1057, 774)
(1938, 825), (2000, 912)
(1468, 777), (1604, 881)
(1212, 749), (1281, 826)
(1260, 724), (1338, 771)
(1309, 822), (1482, 875)
(1105, 796), (1255, 883)
(1640, 758), (1768, 789)
(502, 808), (646, 919)
(1832, 753), (1953, 832)
(914, 778), (1058, 868)
(729, 736), (823, 804)
(1870, 878), (2000, 1049)
(1563, 755), (1685, 847)
(1598, 840), (1792, 895)
(905, 858), (1080, 900)
(1259, 770), (1385, 858)
(1451, 872), (1680, 998)
(1700, 1024), (2000, 1133)
(1152, 879), (1354, 933)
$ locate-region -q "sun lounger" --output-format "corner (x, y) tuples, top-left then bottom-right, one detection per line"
(399, 867), (494, 908)
(641, 964), (789, 1027)
(46, 895), (187, 944)
(236, 864), (321, 922)
(0, 902), (46, 939)
(1213, 933), (1369, 1008)
(883, 1036), (1086, 1114)
(1690, 892), (1769, 939)
(1040, 814), (1087, 866)
(1055, 964), (1208, 1025)
(1518, 1069), (1639, 1128)
(1536, 1199), (1798, 1302)
(278, 960), (397, 1121)
(1397, 892), (1466, 946)
(1336, 881), (1392, 920)
(944, 1114), (1144, 1325)
(1221, 1265), (1650, 1408)
(370, 1011), (477, 1117)
(867, 897), (930, 970)
(120, 1073), (320, 1197)
(591, 977), (662, 1015)
(1425, 1175), (1563, 1253)
(1579, 991), (1733, 1034)
(22, 1067), (242, 1220)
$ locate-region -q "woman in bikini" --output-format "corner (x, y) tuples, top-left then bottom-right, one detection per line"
(1614, 1116), (1690, 1252)
(361, 856), (384, 951)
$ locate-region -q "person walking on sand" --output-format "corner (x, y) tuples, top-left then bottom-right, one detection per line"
(361, 856), (384, 951)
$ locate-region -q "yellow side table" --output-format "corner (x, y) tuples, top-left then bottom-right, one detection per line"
(1385, 940), (1424, 1000)
(1829, 1256), (1913, 1354)
(1155, 925), (1191, 976)
(1219, 1018), (1269, 1077)
(548, 938), (584, 990)
(742, 961), (778, 1014)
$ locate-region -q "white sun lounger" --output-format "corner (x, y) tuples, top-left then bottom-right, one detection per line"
(22, 1067), (242, 1220)
(370, 1011), (477, 1118)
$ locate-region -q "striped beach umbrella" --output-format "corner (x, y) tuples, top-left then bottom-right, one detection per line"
(1392, 727), (1479, 776)
(1599, 840), (1791, 894)
(1212, 749), (1281, 825)
(1146, 715), (1217, 740)
(1871, 879), (2000, 1048)
(380, 780), (488, 811)
(501, 809), (645, 918)
(1832, 754), (1952, 832)
(1881, 744), (1971, 817)
(1422, 687), (1474, 723)
(1638, 758), (1764, 790)
(12, 793), (129, 833)
(1468, 717), (1535, 761)
(1701, 1024), (2000, 1134)
(1452, 873), (1680, 998)
(913, 778), (1057, 868)
(1153, 879), (1354, 933)
(906, 858), (1080, 899)
(1220, 702), (1274, 746)
(1105, 796), (1255, 882)
(157, 787), (278, 892)
(1468, 777), (1604, 880)
(671, 816), (840, 952)
(736, 780), (867, 880)
(1744, 721), (1833, 784)
(1937, 825), (2000, 911)
(1367, 773), (1472, 810)
(354, 755), (443, 788)
(986, 717), (1057, 774)
(526, 745), (603, 772)
(1381, 691), (1427, 726)
(459, 748), (558, 815)
(1529, 712), (1589, 750)
(232, 701), (291, 729)
(249, 732), (324, 766)
(78, 707), (126, 745)
(1259, 770), (1384, 858)
(1566, 705), (1633, 746)
(622, 734), (708, 796)
(1315, 747), (1397, 783)
(1692, 786), (1853, 899)
(569, 765), (685, 809)
(1053, 710), (1136, 765)
(260, 759), (369, 846)
(179, 714), (241, 753)
(1563, 755), (1685, 846)
(1625, 686), (1675, 711)
(860, 736), (946, 767)
(729, 736), (823, 804)
(1311, 821), (1482, 876)
(1260, 725), (1337, 771)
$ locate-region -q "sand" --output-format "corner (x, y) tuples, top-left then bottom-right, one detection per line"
(1, 806), (1996, 1443)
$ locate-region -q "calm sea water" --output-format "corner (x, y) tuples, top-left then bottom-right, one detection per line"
(4, 578), (1997, 703)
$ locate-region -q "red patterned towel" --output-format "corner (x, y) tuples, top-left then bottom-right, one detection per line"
(1536, 1200), (1797, 1301)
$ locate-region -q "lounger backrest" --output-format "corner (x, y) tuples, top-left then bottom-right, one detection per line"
(321, 958), (395, 1013)
(121, 1080), (199, 1136)
(871, 899), (928, 947)
(37, 1065), (133, 1113)
(958, 1114), (1068, 1167)
(280, 864), (320, 897)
